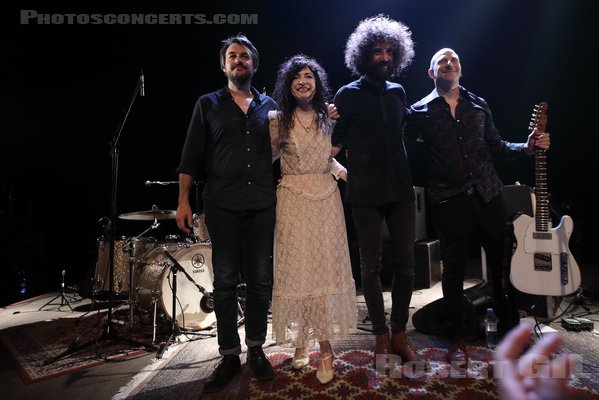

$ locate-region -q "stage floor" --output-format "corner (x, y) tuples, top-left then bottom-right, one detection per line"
(1, 266), (598, 400)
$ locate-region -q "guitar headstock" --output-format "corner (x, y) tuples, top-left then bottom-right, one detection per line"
(529, 101), (548, 132)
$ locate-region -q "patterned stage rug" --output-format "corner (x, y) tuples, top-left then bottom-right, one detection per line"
(0, 309), (169, 384)
(249, 347), (599, 400)
(114, 326), (599, 400)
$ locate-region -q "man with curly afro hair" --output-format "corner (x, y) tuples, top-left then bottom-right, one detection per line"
(331, 15), (422, 371)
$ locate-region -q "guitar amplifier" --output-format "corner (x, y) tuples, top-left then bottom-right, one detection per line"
(414, 239), (441, 289)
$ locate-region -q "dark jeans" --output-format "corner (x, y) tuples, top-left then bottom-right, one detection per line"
(204, 202), (275, 355)
(352, 202), (416, 335)
(431, 192), (511, 338)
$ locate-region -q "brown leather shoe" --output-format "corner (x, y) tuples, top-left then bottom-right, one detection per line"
(391, 331), (423, 363)
(446, 338), (468, 368)
(374, 332), (392, 371)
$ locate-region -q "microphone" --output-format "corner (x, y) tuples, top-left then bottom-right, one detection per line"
(140, 69), (145, 97)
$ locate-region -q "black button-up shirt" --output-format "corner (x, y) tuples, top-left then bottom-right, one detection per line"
(332, 78), (415, 206)
(177, 86), (277, 210)
(405, 87), (527, 205)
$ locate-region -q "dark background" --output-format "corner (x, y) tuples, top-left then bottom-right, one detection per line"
(2, 0), (596, 307)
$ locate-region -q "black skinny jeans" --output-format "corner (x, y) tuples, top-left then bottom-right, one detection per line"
(352, 202), (416, 335)
(431, 192), (509, 338)
(204, 202), (275, 355)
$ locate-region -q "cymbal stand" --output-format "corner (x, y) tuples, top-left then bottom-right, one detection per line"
(156, 249), (214, 359)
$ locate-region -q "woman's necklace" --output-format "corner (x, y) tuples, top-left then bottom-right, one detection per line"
(294, 111), (315, 133)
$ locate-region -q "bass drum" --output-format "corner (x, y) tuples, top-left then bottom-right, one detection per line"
(136, 243), (216, 330)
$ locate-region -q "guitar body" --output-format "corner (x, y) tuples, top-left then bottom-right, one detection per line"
(510, 213), (581, 296)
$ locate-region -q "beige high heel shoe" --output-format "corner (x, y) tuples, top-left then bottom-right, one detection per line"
(316, 353), (334, 384)
(291, 347), (309, 370)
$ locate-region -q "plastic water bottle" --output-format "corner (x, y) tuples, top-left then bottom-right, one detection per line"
(484, 308), (498, 350)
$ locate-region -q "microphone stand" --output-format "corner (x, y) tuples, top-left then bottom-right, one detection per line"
(45, 72), (157, 366)
(38, 270), (79, 312)
(102, 71), (146, 343)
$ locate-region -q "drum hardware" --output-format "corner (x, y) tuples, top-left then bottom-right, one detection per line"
(103, 208), (165, 328)
(115, 204), (171, 327)
(156, 248), (215, 359)
(136, 242), (216, 353)
(151, 298), (159, 345)
(92, 234), (158, 328)
(236, 282), (247, 327)
(126, 234), (157, 328)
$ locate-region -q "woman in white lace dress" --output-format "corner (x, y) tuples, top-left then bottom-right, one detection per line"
(269, 54), (357, 384)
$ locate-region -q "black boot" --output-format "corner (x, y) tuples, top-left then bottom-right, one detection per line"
(247, 346), (275, 381)
(203, 355), (242, 393)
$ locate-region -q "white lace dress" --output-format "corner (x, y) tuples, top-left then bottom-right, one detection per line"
(268, 111), (357, 347)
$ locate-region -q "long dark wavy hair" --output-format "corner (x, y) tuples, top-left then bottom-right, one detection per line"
(272, 54), (332, 137)
(344, 14), (414, 77)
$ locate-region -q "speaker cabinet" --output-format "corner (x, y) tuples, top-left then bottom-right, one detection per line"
(414, 239), (441, 289)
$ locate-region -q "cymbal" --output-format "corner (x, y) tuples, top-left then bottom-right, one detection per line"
(119, 208), (177, 221)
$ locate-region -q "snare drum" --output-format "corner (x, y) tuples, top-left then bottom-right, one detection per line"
(136, 243), (216, 330)
(93, 236), (155, 296)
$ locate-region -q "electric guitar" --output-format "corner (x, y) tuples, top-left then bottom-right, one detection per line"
(509, 102), (581, 296)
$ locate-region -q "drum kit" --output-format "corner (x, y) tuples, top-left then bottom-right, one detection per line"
(91, 205), (221, 344)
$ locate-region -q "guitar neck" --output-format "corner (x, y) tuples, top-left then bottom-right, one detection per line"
(532, 102), (549, 232)
(535, 147), (549, 231)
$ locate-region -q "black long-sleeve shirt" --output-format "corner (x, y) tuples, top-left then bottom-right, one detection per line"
(331, 77), (415, 206)
(177, 86), (277, 210)
(405, 87), (527, 205)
